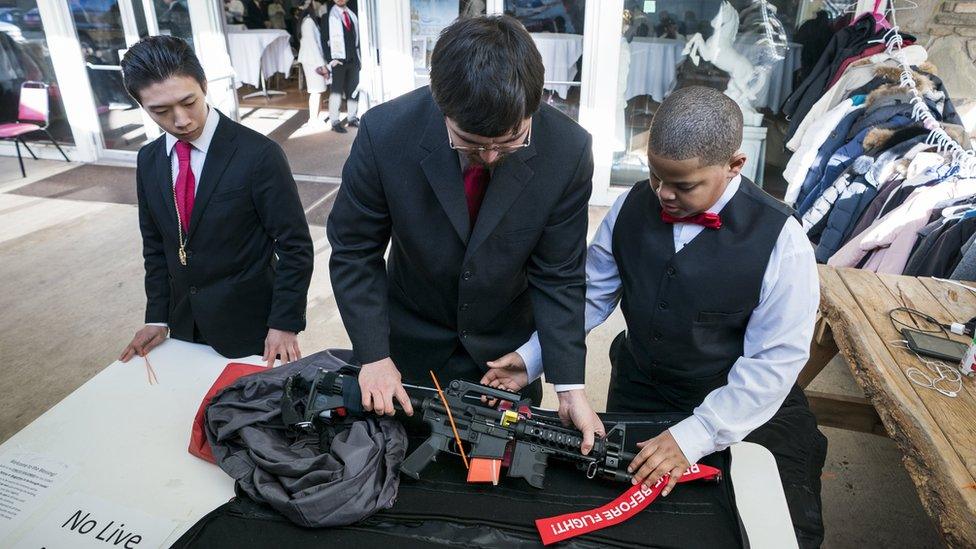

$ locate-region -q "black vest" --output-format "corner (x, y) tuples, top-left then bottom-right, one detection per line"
(611, 178), (792, 393)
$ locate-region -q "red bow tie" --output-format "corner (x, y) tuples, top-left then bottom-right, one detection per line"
(660, 210), (722, 230)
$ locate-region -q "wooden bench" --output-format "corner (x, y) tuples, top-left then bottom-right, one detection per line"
(801, 266), (976, 547)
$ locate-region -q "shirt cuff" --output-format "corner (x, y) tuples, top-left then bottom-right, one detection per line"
(553, 384), (586, 392)
(146, 322), (168, 328)
(515, 333), (543, 382)
(668, 415), (715, 465)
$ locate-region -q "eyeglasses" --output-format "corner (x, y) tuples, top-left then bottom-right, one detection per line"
(447, 121), (532, 154)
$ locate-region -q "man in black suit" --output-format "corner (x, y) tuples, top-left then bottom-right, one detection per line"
(327, 16), (603, 452)
(242, 0), (267, 29)
(118, 36), (313, 367)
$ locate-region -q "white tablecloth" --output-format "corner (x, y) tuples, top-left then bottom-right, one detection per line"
(624, 38), (802, 113)
(531, 32), (584, 99)
(227, 29), (294, 88)
(625, 37), (686, 103)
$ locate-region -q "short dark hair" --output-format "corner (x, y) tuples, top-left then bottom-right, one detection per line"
(429, 15), (544, 137)
(648, 86), (743, 167)
(120, 36), (207, 104)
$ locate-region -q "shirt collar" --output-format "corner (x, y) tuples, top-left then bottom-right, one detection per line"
(165, 105), (219, 157)
(707, 174), (741, 214)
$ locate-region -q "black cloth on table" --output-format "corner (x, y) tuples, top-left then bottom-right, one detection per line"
(177, 411), (747, 549)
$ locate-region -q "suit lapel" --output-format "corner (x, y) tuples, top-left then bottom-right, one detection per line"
(187, 113), (238, 241)
(419, 110), (471, 244)
(464, 142), (536, 258)
(153, 136), (179, 236)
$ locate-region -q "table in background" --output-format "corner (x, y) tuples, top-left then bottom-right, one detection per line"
(624, 38), (801, 112)
(227, 29), (294, 98)
(800, 266), (976, 546)
(531, 32), (584, 99)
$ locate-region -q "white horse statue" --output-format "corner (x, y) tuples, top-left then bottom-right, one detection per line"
(682, 1), (766, 125)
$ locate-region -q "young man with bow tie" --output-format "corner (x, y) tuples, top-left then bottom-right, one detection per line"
(327, 15), (604, 455)
(486, 86), (827, 548)
(118, 36), (313, 368)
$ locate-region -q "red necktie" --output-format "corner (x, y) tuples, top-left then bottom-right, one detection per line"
(660, 210), (722, 230)
(175, 140), (195, 233)
(342, 10), (352, 31)
(463, 164), (490, 226)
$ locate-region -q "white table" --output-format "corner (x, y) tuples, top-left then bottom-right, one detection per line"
(0, 339), (796, 548)
(227, 29), (294, 99)
(531, 32), (584, 99)
(625, 37), (687, 103)
(624, 37), (802, 113)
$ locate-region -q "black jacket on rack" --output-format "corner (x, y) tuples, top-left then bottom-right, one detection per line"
(782, 15), (895, 141)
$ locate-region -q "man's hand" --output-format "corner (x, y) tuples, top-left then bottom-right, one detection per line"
(120, 325), (168, 362)
(479, 352), (530, 392)
(329, 59), (343, 68)
(556, 389), (605, 455)
(264, 328), (301, 368)
(358, 357), (414, 417)
(628, 429), (691, 496)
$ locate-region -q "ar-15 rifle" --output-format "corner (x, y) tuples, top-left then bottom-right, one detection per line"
(282, 369), (636, 489)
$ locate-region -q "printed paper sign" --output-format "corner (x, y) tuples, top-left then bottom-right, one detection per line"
(13, 492), (180, 549)
(0, 451), (74, 538)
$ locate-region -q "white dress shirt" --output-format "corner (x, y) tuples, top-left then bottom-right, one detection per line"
(516, 175), (820, 463)
(146, 105), (220, 329)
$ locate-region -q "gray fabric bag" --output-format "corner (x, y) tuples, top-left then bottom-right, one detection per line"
(204, 349), (407, 528)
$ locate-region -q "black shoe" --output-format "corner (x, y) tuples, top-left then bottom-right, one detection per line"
(347, 117), (360, 127)
(332, 123), (347, 134)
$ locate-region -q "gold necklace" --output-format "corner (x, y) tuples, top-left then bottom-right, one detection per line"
(172, 181), (187, 266)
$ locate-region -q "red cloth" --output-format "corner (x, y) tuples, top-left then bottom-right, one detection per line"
(189, 362), (267, 463)
(175, 140), (195, 233)
(660, 210), (722, 230)
(535, 463), (722, 545)
(463, 163), (490, 225)
(342, 10), (352, 31)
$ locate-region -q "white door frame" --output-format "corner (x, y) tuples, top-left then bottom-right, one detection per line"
(579, 0), (624, 206)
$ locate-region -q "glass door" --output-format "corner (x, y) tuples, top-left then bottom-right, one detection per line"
(76, 0), (148, 154)
(49, 0), (235, 161)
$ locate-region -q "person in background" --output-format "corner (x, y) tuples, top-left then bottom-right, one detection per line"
(267, 0), (287, 29)
(226, 0), (246, 24)
(321, 0), (360, 133)
(298, 0), (329, 127)
(118, 36), (313, 368)
(243, 0), (267, 29)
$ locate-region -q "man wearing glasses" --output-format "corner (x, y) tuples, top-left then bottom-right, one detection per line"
(327, 15), (604, 453)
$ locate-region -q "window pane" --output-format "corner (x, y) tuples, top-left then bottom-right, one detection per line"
(411, 0), (487, 83)
(505, 0), (585, 121)
(1, 1), (74, 145)
(612, 0), (799, 190)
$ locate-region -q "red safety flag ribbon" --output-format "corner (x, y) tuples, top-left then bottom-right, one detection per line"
(535, 463), (722, 545)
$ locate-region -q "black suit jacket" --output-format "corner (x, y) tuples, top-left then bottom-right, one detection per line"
(242, 0), (266, 29)
(327, 87), (592, 385)
(136, 111), (313, 358)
